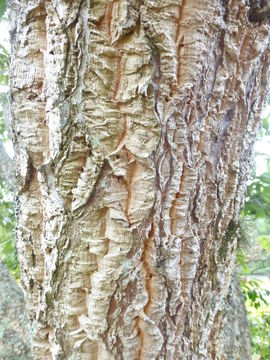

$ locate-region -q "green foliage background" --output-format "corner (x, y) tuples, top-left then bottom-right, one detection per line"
(0, 0), (5, 20)
(239, 115), (270, 359)
(0, 180), (17, 278)
(0, 6), (18, 279)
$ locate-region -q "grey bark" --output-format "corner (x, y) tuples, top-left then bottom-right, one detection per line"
(8, 0), (269, 359)
(0, 261), (32, 359)
(222, 276), (252, 360)
(0, 141), (14, 191)
(0, 89), (29, 357)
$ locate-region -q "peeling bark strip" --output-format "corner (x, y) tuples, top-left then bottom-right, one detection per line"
(8, 0), (270, 359)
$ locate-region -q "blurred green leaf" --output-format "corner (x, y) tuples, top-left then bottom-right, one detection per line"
(262, 116), (270, 136)
(0, 0), (6, 20)
(258, 235), (270, 252)
(0, 179), (18, 279)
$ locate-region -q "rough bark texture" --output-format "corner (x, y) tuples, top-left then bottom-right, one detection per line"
(221, 275), (252, 360)
(8, 0), (270, 359)
(0, 261), (32, 359)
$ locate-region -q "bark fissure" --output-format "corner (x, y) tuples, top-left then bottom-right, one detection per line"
(9, 0), (270, 358)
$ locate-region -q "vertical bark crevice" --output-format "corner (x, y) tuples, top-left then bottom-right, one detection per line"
(8, 0), (270, 358)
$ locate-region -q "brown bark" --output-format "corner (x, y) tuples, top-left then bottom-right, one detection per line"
(8, 0), (270, 359)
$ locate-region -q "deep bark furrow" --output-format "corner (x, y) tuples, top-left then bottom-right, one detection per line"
(8, 0), (270, 359)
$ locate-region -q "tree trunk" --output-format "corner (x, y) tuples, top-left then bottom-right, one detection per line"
(221, 275), (252, 360)
(0, 106), (30, 356)
(0, 261), (32, 359)
(8, 0), (270, 359)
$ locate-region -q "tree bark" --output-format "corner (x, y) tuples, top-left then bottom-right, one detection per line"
(221, 275), (252, 360)
(0, 261), (32, 359)
(0, 96), (30, 357)
(8, 0), (270, 359)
